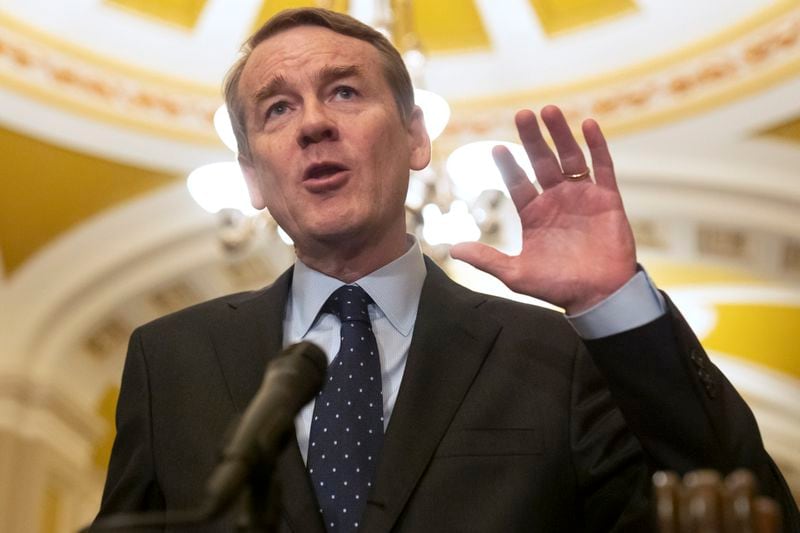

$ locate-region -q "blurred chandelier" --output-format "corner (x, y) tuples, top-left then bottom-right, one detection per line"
(187, 0), (528, 260)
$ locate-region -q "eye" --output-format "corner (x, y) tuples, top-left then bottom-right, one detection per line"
(266, 101), (290, 119)
(334, 86), (357, 100)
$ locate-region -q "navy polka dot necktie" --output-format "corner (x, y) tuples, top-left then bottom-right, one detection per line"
(307, 285), (384, 533)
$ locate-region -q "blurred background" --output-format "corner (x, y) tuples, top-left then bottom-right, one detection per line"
(0, 0), (798, 531)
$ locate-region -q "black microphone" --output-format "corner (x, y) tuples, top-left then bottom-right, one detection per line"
(84, 341), (327, 532)
(203, 340), (327, 518)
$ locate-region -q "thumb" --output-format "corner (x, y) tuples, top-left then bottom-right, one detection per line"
(450, 242), (515, 282)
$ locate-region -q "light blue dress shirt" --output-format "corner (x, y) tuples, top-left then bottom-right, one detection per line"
(285, 236), (665, 461)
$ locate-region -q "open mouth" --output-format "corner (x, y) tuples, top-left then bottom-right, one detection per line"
(304, 162), (348, 181)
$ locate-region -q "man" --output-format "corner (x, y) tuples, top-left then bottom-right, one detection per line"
(96, 7), (799, 533)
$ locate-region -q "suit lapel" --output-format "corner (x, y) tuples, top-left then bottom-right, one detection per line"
(362, 258), (502, 533)
(212, 268), (292, 412)
(212, 267), (325, 533)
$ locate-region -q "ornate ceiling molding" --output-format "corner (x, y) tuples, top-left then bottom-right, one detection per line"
(0, 2), (798, 145)
(0, 10), (220, 144)
(447, 2), (800, 140)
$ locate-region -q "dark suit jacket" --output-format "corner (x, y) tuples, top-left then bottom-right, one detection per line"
(96, 258), (799, 532)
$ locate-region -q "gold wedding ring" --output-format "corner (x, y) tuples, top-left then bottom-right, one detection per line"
(563, 168), (591, 181)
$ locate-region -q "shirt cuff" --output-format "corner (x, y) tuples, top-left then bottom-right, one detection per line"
(566, 268), (666, 340)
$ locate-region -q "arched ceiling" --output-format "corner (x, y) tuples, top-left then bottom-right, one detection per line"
(1, 0), (799, 278)
(0, 125), (179, 273)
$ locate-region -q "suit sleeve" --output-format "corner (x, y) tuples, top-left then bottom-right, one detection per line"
(582, 294), (800, 529)
(568, 338), (653, 532)
(94, 328), (165, 521)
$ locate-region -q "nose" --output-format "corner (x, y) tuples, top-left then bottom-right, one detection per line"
(297, 101), (338, 148)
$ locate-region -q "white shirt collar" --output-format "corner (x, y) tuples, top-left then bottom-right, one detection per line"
(289, 236), (426, 338)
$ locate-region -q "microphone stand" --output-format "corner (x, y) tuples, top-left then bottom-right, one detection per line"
(234, 458), (282, 533)
(82, 432), (291, 533)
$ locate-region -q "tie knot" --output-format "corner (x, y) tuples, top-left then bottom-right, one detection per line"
(324, 285), (373, 323)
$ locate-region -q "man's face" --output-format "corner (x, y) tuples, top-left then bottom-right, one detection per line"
(237, 25), (430, 252)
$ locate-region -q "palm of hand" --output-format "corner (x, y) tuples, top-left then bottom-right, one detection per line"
(511, 180), (635, 312)
(450, 106), (637, 314)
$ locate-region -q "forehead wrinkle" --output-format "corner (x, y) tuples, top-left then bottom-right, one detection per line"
(315, 64), (363, 86)
(255, 63), (364, 102)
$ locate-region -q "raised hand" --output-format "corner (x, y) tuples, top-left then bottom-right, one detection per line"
(450, 105), (637, 314)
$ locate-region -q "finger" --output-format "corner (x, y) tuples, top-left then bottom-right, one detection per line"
(450, 242), (516, 283)
(540, 105), (588, 176)
(492, 145), (539, 212)
(515, 109), (562, 189)
(582, 118), (618, 191)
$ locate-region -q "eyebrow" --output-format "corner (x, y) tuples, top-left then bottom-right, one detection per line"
(317, 64), (362, 87)
(253, 74), (289, 106)
(252, 64), (363, 106)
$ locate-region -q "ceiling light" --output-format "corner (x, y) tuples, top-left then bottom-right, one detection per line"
(214, 104), (238, 153)
(414, 89), (450, 141)
(446, 141), (536, 202)
(186, 161), (255, 215)
(421, 200), (481, 245)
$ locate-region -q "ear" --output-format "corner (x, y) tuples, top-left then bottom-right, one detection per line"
(238, 153), (266, 210)
(407, 105), (432, 171)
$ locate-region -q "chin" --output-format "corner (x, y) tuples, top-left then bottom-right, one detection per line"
(312, 227), (362, 244)
(304, 212), (362, 237)
(309, 222), (376, 247)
